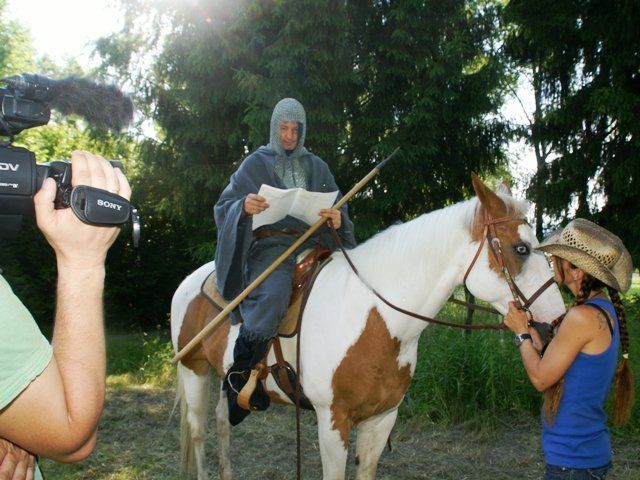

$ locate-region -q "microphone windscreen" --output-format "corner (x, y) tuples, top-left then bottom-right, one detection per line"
(49, 76), (134, 132)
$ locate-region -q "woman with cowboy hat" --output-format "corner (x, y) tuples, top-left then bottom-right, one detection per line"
(504, 218), (634, 480)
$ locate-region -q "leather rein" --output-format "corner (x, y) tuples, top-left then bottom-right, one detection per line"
(328, 210), (556, 330)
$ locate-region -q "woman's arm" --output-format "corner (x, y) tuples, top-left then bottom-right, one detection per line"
(505, 302), (597, 391)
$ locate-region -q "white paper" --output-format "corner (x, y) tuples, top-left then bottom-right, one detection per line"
(252, 185), (339, 230)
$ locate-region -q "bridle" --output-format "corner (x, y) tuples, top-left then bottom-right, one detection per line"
(462, 210), (556, 319)
(292, 211), (558, 479)
(328, 209), (556, 330)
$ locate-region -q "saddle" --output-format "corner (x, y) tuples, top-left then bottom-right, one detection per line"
(201, 245), (332, 409)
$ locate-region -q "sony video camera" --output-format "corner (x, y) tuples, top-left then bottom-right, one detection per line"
(0, 73), (140, 245)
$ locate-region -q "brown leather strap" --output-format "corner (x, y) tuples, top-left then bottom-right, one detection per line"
(271, 338), (295, 396)
(328, 224), (507, 331)
(237, 362), (268, 411)
(254, 227), (303, 240)
(524, 277), (555, 309)
(464, 210), (556, 317)
(447, 297), (500, 315)
(463, 224), (488, 285)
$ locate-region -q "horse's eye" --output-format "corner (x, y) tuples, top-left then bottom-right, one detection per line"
(514, 243), (530, 256)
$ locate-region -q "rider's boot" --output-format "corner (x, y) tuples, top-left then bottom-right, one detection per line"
(223, 334), (271, 426)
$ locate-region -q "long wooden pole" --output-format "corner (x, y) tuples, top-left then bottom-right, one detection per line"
(171, 148), (399, 364)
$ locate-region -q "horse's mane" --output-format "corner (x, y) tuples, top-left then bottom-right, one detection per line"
(349, 193), (530, 268)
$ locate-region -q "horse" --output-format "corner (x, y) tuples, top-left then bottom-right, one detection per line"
(170, 175), (566, 480)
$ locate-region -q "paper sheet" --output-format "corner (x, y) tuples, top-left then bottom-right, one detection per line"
(252, 185), (339, 230)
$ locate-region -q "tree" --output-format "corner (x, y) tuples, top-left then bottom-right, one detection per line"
(98, 0), (509, 240)
(0, 4), (145, 326)
(505, 0), (640, 263)
(343, 0), (510, 236)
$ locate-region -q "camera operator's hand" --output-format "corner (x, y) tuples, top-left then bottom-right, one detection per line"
(0, 151), (131, 463)
(34, 151), (131, 270)
(0, 438), (34, 480)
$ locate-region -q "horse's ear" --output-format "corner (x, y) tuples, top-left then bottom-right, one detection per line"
(497, 180), (512, 197)
(471, 173), (507, 217)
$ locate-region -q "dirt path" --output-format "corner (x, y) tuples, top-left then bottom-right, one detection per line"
(41, 383), (640, 479)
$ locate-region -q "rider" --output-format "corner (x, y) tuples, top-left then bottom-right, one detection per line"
(214, 97), (356, 425)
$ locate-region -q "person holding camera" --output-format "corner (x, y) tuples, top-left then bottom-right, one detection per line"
(0, 151), (131, 479)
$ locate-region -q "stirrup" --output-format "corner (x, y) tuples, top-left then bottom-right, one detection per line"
(237, 362), (268, 411)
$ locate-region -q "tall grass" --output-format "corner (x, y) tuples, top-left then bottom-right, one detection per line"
(404, 288), (640, 437)
(106, 326), (175, 387)
(404, 303), (538, 429)
(102, 288), (639, 438)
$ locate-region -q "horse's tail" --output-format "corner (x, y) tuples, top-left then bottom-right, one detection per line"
(175, 363), (211, 479)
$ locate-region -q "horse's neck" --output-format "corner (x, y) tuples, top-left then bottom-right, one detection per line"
(347, 201), (475, 319)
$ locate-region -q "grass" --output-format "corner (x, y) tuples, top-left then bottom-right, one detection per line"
(405, 287), (640, 437)
(41, 327), (178, 480)
(39, 287), (640, 478)
(105, 326), (175, 388)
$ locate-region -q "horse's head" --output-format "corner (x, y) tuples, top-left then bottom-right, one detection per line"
(463, 174), (566, 324)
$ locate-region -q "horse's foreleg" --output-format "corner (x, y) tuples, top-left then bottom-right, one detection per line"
(354, 409), (398, 480)
(316, 407), (349, 480)
(178, 363), (211, 480)
(215, 380), (232, 480)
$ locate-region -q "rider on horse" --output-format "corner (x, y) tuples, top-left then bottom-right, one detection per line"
(214, 97), (357, 425)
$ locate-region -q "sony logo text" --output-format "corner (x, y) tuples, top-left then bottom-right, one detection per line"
(97, 199), (123, 211)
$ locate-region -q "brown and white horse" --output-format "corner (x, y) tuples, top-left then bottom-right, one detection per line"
(170, 176), (566, 479)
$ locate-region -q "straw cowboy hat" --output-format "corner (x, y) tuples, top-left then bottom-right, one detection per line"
(536, 218), (633, 293)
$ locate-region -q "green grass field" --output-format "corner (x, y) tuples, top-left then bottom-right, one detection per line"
(406, 286), (640, 437)
(40, 287), (640, 478)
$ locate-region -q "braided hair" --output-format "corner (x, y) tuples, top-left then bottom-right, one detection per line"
(542, 273), (634, 425)
(608, 287), (635, 425)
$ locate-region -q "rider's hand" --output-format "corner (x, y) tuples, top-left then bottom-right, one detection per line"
(243, 194), (269, 216)
(34, 151), (131, 270)
(319, 208), (341, 230)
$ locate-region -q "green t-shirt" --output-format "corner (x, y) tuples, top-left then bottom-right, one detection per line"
(0, 274), (53, 480)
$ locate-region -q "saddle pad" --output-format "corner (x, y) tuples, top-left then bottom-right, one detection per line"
(201, 270), (227, 311)
(200, 269), (303, 337)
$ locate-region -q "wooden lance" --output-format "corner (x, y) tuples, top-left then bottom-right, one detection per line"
(171, 148), (399, 364)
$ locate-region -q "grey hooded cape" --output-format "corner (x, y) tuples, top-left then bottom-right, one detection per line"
(214, 146), (356, 301)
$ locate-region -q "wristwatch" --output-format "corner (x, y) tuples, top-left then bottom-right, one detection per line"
(514, 333), (532, 347)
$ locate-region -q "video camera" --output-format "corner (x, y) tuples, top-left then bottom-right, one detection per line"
(0, 73), (140, 245)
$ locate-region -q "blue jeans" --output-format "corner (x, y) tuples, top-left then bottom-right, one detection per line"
(544, 462), (612, 480)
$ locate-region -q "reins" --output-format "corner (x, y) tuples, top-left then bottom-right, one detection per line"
(327, 209), (555, 330)
(472, 210), (555, 314)
(290, 210), (556, 480)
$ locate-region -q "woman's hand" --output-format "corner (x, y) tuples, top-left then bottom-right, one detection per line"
(504, 301), (530, 334)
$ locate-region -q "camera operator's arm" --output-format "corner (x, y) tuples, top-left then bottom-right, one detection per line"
(0, 151), (130, 462)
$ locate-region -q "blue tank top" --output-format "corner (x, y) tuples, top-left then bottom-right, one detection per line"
(542, 298), (619, 468)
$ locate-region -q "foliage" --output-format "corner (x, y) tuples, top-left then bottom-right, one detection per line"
(343, 0), (510, 237)
(504, 0), (640, 264)
(95, 0), (509, 246)
(0, 1), (36, 76)
(106, 329), (174, 387)
(405, 304), (541, 428)
(406, 287), (640, 437)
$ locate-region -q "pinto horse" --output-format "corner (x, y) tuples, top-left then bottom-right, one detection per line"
(170, 175), (566, 480)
